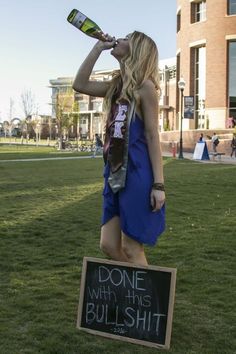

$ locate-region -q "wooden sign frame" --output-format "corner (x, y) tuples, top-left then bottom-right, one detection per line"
(77, 257), (177, 350)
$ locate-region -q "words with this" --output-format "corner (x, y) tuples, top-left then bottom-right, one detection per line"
(87, 287), (151, 307)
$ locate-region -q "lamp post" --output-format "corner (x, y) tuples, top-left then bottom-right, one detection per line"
(178, 77), (186, 159)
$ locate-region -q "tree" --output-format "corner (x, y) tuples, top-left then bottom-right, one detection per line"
(20, 89), (35, 118)
(72, 100), (80, 150)
(8, 98), (15, 141)
(30, 116), (42, 146)
(9, 98), (14, 121)
(54, 87), (75, 150)
(2, 121), (9, 138)
(20, 89), (36, 138)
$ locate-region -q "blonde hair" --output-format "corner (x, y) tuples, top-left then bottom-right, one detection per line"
(104, 31), (160, 114)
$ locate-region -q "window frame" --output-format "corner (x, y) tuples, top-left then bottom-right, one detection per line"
(190, 46), (206, 129)
(228, 41), (236, 120)
(228, 0), (236, 15)
(177, 10), (181, 32)
(191, 0), (206, 24)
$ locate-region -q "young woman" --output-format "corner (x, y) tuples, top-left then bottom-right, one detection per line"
(73, 31), (165, 266)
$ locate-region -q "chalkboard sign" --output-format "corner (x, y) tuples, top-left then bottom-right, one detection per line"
(77, 257), (177, 349)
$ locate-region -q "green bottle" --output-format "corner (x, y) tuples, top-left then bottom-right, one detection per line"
(67, 9), (107, 41)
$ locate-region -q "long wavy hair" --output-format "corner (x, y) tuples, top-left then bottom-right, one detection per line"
(103, 31), (160, 115)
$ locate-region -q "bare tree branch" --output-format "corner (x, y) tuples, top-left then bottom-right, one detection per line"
(9, 97), (15, 121)
(20, 89), (35, 118)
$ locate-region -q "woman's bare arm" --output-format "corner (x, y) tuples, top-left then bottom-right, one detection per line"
(72, 38), (115, 97)
(139, 80), (165, 211)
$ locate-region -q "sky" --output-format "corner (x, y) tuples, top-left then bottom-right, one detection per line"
(0, 0), (176, 121)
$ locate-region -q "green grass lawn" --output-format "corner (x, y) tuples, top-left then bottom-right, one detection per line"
(0, 145), (91, 160)
(0, 148), (235, 354)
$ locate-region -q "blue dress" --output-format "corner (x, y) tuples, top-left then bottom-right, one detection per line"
(102, 113), (165, 246)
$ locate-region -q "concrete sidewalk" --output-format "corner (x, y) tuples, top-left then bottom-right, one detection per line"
(163, 151), (236, 165)
(0, 155), (103, 163)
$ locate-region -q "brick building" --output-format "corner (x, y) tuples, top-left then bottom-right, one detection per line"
(176, 0), (236, 130)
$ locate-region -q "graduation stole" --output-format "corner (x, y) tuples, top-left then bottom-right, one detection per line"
(108, 102), (129, 173)
(108, 100), (135, 193)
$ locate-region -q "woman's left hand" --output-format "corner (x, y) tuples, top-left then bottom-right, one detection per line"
(150, 190), (165, 212)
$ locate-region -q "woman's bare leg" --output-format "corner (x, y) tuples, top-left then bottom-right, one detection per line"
(122, 233), (148, 266)
(100, 216), (129, 262)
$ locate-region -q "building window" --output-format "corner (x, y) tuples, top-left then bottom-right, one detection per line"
(159, 70), (164, 83)
(169, 65), (177, 80)
(159, 65), (176, 84)
(59, 86), (70, 94)
(75, 93), (84, 101)
(79, 102), (88, 111)
(191, 46), (206, 129)
(228, 0), (236, 15)
(177, 11), (181, 32)
(228, 41), (236, 120)
(92, 101), (103, 112)
(191, 1), (206, 23)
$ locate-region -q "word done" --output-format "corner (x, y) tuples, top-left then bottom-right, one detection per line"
(98, 266), (147, 291)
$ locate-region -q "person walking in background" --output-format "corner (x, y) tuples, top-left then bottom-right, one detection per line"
(211, 132), (219, 153)
(198, 133), (204, 142)
(92, 133), (103, 157)
(73, 31), (165, 266)
(230, 134), (236, 158)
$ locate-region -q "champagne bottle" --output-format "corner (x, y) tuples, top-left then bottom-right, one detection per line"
(67, 9), (108, 42)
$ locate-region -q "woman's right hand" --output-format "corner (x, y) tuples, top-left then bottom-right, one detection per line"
(95, 34), (116, 51)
